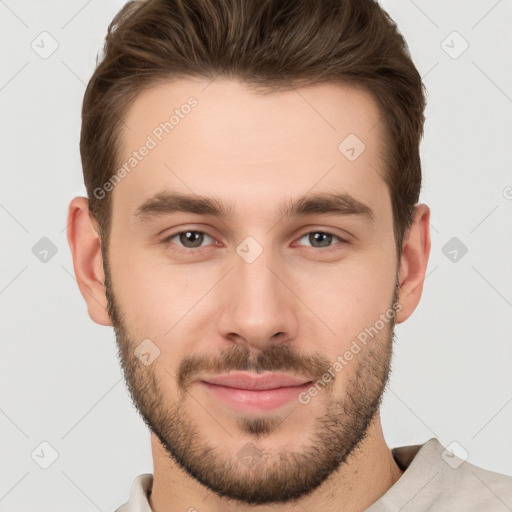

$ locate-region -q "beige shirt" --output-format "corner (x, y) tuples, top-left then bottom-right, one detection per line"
(115, 438), (512, 511)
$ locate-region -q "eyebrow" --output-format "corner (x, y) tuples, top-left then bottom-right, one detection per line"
(133, 191), (375, 224)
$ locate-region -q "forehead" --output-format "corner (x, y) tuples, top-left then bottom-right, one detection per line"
(112, 77), (389, 221)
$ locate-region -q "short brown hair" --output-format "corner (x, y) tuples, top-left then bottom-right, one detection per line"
(80, 0), (426, 259)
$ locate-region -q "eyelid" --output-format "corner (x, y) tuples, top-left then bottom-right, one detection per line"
(294, 225), (353, 243)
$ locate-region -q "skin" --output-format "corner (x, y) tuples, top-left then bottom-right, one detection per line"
(67, 78), (430, 512)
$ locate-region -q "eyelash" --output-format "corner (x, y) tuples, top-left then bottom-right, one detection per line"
(160, 229), (348, 253)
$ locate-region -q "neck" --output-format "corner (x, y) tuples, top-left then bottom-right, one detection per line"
(148, 412), (403, 512)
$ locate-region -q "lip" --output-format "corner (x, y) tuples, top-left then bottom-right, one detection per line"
(196, 372), (313, 413)
(200, 371), (311, 390)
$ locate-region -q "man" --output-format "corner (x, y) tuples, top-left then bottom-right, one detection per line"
(66, 0), (512, 510)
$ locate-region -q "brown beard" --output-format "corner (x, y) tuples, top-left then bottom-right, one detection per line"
(104, 255), (399, 505)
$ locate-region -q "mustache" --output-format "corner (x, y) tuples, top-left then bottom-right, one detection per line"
(177, 343), (333, 392)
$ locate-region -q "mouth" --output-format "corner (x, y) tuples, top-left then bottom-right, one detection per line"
(196, 372), (313, 412)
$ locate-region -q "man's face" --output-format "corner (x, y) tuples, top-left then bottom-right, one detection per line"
(104, 78), (400, 504)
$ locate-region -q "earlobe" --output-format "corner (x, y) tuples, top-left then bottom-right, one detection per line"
(66, 197), (112, 326)
(395, 204), (431, 324)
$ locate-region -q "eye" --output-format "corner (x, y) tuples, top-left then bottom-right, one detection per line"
(295, 231), (347, 249)
(162, 230), (214, 250)
(160, 229), (348, 253)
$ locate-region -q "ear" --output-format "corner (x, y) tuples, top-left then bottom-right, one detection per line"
(66, 196), (112, 326)
(395, 203), (431, 324)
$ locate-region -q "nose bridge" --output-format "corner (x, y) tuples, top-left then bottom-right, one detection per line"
(217, 239), (297, 347)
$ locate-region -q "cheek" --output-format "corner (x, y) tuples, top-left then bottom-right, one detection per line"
(292, 256), (395, 330)
(108, 242), (218, 340)
(296, 262), (395, 390)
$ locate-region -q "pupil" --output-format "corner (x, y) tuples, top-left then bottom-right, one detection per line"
(312, 232), (331, 247)
(181, 231), (203, 247)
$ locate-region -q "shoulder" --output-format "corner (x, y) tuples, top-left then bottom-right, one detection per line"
(438, 453), (512, 509)
(367, 438), (512, 511)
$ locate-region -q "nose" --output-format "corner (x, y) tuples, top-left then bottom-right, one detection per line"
(217, 246), (299, 350)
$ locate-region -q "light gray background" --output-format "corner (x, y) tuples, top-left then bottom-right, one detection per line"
(1, 0), (511, 510)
